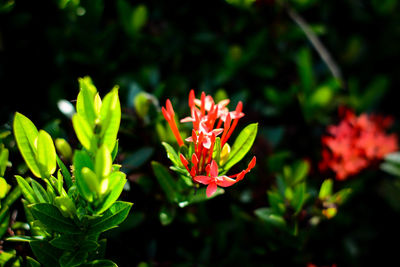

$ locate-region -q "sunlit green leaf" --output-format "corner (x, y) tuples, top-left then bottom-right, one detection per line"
(89, 201), (132, 234)
(13, 112), (41, 178)
(72, 113), (94, 152)
(36, 130), (56, 178)
(29, 203), (80, 234)
(223, 123), (258, 172)
(100, 87), (121, 152)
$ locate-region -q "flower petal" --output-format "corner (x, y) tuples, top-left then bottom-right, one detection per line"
(194, 175), (212, 185)
(217, 176), (237, 187)
(206, 182), (218, 197)
(210, 160), (219, 177)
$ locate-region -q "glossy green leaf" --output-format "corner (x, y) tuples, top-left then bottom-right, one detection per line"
(81, 260), (117, 267)
(30, 240), (63, 267)
(178, 187), (224, 208)
(73, 150), (95, 202)
(55, 138), (73, 162)
(36, 130), (56, 178)
(223, 123), (258, 172)
(77, 76), (98, 127)
(89, 201), (132, 234)
(380, 162), (400, 177)
(56, 156), (73, 189)
(15, 176), (37, 204)
(13, 112), (41, 178)
(95, 171), (126, 214)
(161, 142), (181, 167)
(151, 161), (177, 203)
(291, 160), (310, 185)
(31, 179), (50, 203)
(6, 235), (44, 242)
(292, 183), (307, 214)
(29, 203), (80, 234)
(26, 256), (41, 267)
(72, 113), (94, 152)
(99, 87), (121, 152)
(60, 249), (88, 267)
(319, 179), (333, 199)
(0, 177), (9, 199)
(95, 145), (112, 178)
(54, 196), (77, 219)
(254, 208), (287, 229)
(50, 235), (77, 250)
(0, 146), (9, 176)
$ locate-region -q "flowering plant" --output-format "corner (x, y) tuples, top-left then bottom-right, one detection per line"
(152, 90), (257, 207)
(319, 108), (398, 180)
(8, 77), (132, 267)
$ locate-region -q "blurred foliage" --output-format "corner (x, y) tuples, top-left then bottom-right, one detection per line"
(1, 0), (400, 266)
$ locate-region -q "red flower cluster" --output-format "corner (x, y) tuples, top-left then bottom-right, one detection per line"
(319, 108), (398, 180)
(162, 90), (256, 197)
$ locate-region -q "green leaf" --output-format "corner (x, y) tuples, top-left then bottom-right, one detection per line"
(161, 142), (182, 167)
(332, 188), (352, 205)
(178, 187), (224, 208)
(73, 150), (95, 202)
(26, 256), (41, 267)
(384, 152), (400, 165)
(50, 235), (78, 250)
(30, 240), (62, 267)
(254, 208), (287, 229)
(223, 123), (258, 172)
(99, 87), (121, 152)
(296, 48), (314, 93)
(77, 76), (98, 128)
(319, 179), (333, 199)
(56, 156), (73, 189)
(72, 114), (94, 152)
(36, 130), (57, 178)
(380, 162), (400, 177)
(0, 146), (9, 176)
(95, 145), (112, 178)
(81, 260), (117, 267)
(13, 112), (41, 178)
(88, 201), (132, 234)
(151, 161), (177, 203)
(95, 171), (126, 214)
(60, 249), (88, 267)
(131, 4), (148, 32)
(31, 179), (50, 203)
(159, 205), (176, 226)
(290, 160), (309, 185)
(111, 140), (119, 162)
(0, 214), (9, 239)
(6, 235), (44, 242)
(292, 183), (307, 214)
(29, 203), (80, 234)
(15, 176), (37, 204)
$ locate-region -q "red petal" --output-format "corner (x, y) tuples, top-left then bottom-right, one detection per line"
(166, 99), (175, 116)
(210, 160), (219, 177)
(161, 107), (171, 121)
(217, 176), (237, 187)
(189, 89), (195, 108)
(206, 182), (218, 197)
(194, 175), (212, 185)
(247, 156), (256, 171)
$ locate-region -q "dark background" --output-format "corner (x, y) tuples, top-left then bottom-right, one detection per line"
(2, 0), (400, 266)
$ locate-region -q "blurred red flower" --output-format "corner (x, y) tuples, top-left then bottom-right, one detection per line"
(319, 108), (398, 180)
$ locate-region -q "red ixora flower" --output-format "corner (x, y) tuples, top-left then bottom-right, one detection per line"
(162, 90), (256, 197)
(319, 107), (398, 180)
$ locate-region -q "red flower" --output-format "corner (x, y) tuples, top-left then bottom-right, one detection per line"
(319, 108), (398, 180)
(162, 90), (256, 197)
